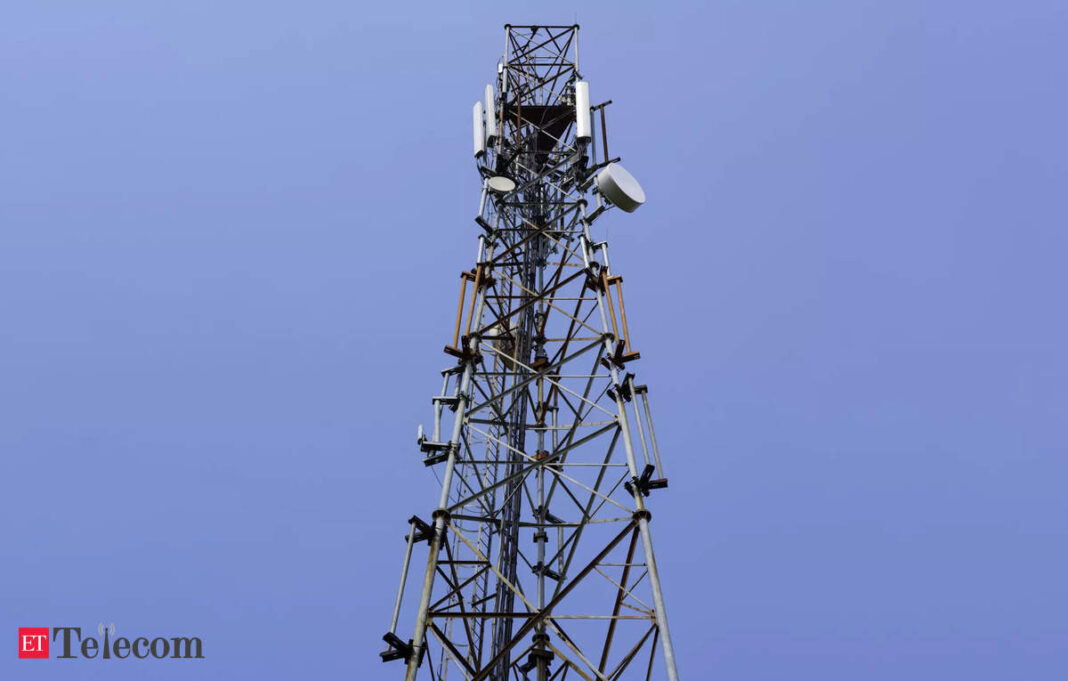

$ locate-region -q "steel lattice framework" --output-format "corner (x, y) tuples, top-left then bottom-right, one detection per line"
(382, 25), (680, 681)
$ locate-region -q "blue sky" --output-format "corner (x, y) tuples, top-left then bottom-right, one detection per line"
(2, 1), (1066, 679)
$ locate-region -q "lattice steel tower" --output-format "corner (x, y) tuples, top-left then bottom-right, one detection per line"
(381, 25), (680, 681)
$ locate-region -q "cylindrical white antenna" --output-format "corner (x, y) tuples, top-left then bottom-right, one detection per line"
(575, 80), (591, 141)
(484, 84), (498, 145)
(473, 101), (485, 158)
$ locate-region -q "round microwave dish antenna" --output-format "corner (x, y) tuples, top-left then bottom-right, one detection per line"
(595, 162), (646, 212)
(487, 175), (516, 193)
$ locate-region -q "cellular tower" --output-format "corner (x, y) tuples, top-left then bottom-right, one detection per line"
(381, 24), (680, 681)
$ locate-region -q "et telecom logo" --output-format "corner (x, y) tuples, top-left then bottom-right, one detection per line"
(19, 623), (204, 660)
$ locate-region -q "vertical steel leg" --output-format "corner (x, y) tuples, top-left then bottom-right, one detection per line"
(583, 211), (680, 681)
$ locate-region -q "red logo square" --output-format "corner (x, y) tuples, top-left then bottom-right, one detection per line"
(18, 628), (49, 659)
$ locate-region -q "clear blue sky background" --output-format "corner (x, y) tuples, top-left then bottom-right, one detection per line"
(2, 1), (1066, 679)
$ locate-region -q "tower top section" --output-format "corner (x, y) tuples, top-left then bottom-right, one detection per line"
(473, 24), (644, 213)
(501, 24), (581, 91)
